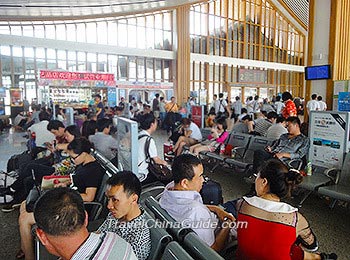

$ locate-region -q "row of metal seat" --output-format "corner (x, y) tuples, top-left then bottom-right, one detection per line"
(199, 131), (274, 173)
(298, 152), (350, 208)
(143, 196), (224, 260)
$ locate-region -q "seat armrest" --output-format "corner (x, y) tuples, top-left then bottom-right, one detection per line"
(323, 168), (340, 184)
(288, 159), (303, 170)
(84, 201), (103, 221)
(231, 146), (245, 159)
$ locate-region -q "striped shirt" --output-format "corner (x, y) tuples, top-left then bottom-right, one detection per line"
(254, 119), (273, 136)
(71, 232), (137, 260)
(266, 123), (288, 140)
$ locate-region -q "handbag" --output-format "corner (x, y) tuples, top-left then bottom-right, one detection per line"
(139, 135), (173, 182)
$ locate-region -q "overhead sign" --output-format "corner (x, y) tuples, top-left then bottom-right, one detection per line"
(238, 68), (267, 84)
(40, 70), (115, 82)
(116, 81), (173, 89)
(39, 70), (115, 88)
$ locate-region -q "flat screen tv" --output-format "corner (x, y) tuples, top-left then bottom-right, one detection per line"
(305, 65), (331, 80)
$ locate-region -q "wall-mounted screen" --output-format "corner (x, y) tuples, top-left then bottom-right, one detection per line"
(305, 65), (331, 80)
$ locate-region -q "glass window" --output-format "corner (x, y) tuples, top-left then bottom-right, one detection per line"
(24, 47), (34, 58)
(55, 24), (66, 40)
(155, 29), (163, 49)
(108, 54), (117, 73)
(66, 24), (77, 41)
(36, 48), (46, 59)
(155, 59), (162, 81)
(0, 24), (10, 34)
(146, 27), (155, 49)
(128, 25), (137, 48)
(10, 25), (22, 36)
(86, 23), (97, 43)
(45, 25), (56, 39)
(154, 14), (163, 30)
(107, 21), (117, 45)
(137, 58), (145, 80)
(128, 57), (136, 80)
(87, 53), (96, 72)
(97, 22), (108, 44)
(12, 46), (22, 58)
(118, 56), (128, 79)
(34, 24), (45, 38)
(118, 21), (128, 47)
(163, 12), (172, 31)
(97, 54), (107, 72)
(146, 58), (154, 80)
(76, 23), (86, 42)
(137, 25), (146, 49)
(22, 24), (34, 37)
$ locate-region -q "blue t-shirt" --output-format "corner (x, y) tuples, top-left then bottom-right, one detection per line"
(97, 102), (105, 119)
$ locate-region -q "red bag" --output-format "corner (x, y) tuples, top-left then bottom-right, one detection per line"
(224, 144), (233, 156)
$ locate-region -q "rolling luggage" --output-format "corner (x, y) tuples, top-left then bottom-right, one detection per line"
(200, 179), (223, 205)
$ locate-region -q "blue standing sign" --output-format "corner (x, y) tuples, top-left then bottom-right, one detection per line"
(338, 92), (350, 111)
(108, 87), (117, 107)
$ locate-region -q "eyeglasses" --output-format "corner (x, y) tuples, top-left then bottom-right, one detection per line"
(71, 153), (82, 160)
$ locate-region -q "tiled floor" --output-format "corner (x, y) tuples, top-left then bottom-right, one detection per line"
(0, 128), (28, 172)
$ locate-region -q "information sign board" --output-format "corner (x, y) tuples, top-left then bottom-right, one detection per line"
(309, 111), (350, 168)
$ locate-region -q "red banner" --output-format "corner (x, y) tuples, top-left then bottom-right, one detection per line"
(40, 70), (115, 82)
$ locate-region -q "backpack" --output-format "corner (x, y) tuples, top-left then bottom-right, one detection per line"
(138, 134), (173, 183)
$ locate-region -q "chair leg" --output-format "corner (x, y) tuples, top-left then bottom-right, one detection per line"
(298, 190), (313, 208)
(329, 199), (337, 209)
(210, 163), (220, 173)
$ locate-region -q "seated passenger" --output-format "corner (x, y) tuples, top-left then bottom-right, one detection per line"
(252, 116), (309, 174)
(159, 154), (234, 252)
(266, 115), (288, 140)
(34, 188), (137, 260)
(205, 111), (216, 127)
(138, 113), (168, 184)
(253, 111), (278, 136)
(27, 111), (55, 157)
(190, 117), (229, 156)
(89, 118), (118, 160)
(236, 159), (337, 260)
(0, 125), (80, 212)
(231, 114), (254, 134)
(17, 138), (104, 260)
(98, 171), (151, 260)
(173, 118), (203, 156)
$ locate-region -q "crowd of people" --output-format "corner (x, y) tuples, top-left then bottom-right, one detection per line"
(0, 91), (338, 260)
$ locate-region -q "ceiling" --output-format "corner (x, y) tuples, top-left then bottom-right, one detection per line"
(0, 0), (308, 29)
(0, 0), (200, 21)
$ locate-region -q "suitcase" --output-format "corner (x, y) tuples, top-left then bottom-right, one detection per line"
(200, 179), (223, 205)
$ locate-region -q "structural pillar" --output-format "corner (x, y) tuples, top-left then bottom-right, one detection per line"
(306, 0), (350, 120)
(176, 5), (191, 105)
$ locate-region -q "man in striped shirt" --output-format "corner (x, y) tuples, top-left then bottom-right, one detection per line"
(34, 188), (137, 260)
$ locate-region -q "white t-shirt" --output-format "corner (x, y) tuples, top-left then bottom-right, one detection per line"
(28, 120), (55, 148)
(137, 130), (158, 182)
(274, 101), (285, 115)
(318, 100), (327, 111)
(306, 100), (320, 113)
(217, 99), (228, 113)
(213, 100), (220, 114)
(187, 122), (202, 141)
